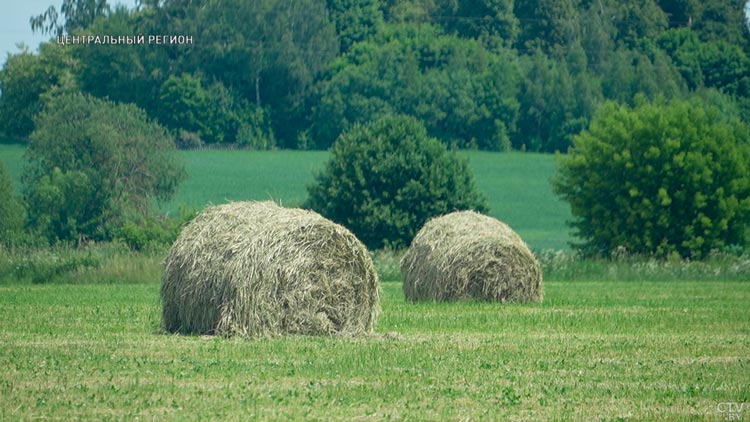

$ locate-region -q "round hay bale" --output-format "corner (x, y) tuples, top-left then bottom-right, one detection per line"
(400, 211), (543, 303)
(161, 201), (380, 337)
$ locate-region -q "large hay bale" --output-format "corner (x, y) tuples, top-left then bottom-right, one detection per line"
(161, 201), (380, 337)
(401, 211), (543, 303)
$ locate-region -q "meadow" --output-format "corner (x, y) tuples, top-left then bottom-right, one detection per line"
(2, 143), (749, 420)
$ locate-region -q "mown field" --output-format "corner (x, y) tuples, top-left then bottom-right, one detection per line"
(1, 280), (748, 420)
(0, 144), (570, 250)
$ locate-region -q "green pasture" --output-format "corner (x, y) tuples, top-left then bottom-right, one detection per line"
(0, 145), (571, 250)
(1, 280), (748, 420)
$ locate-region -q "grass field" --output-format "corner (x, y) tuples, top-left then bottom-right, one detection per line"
(0, 145), (571, 250)
(2, 143), (749, 420)
(1, 280), (748, 420)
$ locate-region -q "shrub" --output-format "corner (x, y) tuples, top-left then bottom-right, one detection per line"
(305, 114), (488, 249)
(24, 92), (185, 243)
(553, 96), (750, 258)
(114, 207), (196, 252)
(176, 131), (204, 150)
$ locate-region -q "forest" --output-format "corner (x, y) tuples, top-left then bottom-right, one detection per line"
(1, 0), (749, 153)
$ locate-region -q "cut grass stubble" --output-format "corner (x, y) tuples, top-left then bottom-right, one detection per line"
(1, 280), (748, 420)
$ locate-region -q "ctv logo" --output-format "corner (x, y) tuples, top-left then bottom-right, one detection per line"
(717, 402), (748, 421)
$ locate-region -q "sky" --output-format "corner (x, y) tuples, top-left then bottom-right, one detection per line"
(0, 0), (138, 62)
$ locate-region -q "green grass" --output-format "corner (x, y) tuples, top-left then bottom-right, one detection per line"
(466, 151), (570, 251)
(1, 145), (571, 250)
(163, 149), (330, 212)
(0, 280), (747, 420)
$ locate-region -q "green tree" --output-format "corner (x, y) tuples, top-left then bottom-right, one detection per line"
(516, 47), (601, 152)
(658, 28), (750, 101)
(0, 44), (76, 139)
(157, 74), (217, 143)
(192, 0), (339, 147)
(23, 92), (185, 243)
(553, 97), (750, 258)
(311, 23), (520, 150)
(31, 0), (110, 36)
(0, 161), (25, 246)
(514, 0), (578, 52)
(599, 43), (686, 105)
(326, 0), (384, 53)
(305, 114), (488, 250)
(72, 6), (163, 112)
(435, 0), (519, 46)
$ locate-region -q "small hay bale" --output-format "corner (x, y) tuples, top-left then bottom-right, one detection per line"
(400, 211), (543, 303)
(161, 201), (380, 337)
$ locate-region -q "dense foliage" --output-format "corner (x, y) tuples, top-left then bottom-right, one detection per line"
(0, 161), (25, 246)
(23, 92), (185, 243)
(305, 115), (488, 249)
(553, 96), (750, 258)
(2, 0), (747, 152)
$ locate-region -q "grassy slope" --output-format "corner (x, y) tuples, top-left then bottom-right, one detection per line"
(0, 145), (571, 250)
(1, 280), (747, 420)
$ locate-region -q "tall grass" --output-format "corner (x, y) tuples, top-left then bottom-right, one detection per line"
(0, 243), (163, 284)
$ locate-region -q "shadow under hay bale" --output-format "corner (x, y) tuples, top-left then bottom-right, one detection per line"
(401, 211), (543, 303)
(161, 201), (380, 337)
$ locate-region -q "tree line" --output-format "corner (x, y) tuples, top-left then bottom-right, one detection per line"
(1, 0), (748, 152)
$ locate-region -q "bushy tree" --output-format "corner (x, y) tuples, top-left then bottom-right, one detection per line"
(305, 114), (488, 250)
(23, 92), (185, 243)
(72, 6), (161, 111)
(0, 44), (76, 139)
(658, 28), (750, 101)
(553, 97), (750, 258)
(0, 161), (25, 246)
(326, 0), (384, 53)
(157, 74), (217, 143)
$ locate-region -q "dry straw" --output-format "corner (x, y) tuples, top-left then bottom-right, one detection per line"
(401, 211), (543, 303)
(161, 201), (380, 337)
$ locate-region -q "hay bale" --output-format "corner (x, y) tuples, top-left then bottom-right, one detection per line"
(161, 201), (380, 337)
(401, 211), (543, 303)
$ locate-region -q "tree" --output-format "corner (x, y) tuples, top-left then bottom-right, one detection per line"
(514, 0), (578, 52)
(434, 0), (519, 46)
(0, 161), (24, 247)
(310, 23), (520, 150)
(0, 44), (76, 139)
(72, 5), (161, 112)
(31, 0), (110, 36)
(156, 74), (217, 143)
(305, 114), (488, 250)
(553, 97), (750, 258)
(658, 29), (750, 101)
(192, 0), (339, 147)
(326, 0), (384, 53)
(23, 92), (185, 243)
(598, 43), (686, 105)
(515, 47), (601, 152)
